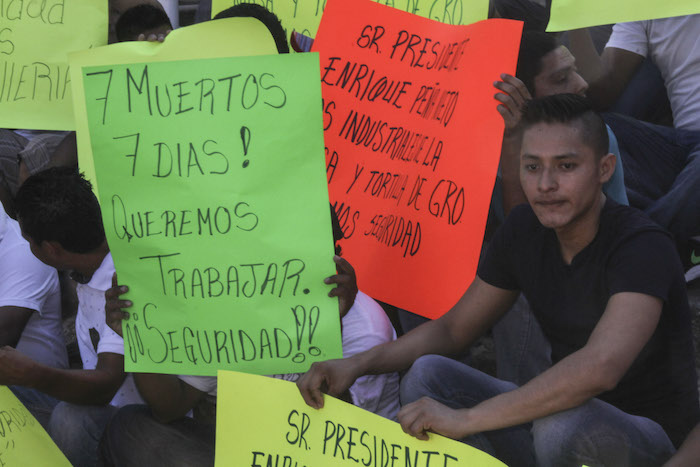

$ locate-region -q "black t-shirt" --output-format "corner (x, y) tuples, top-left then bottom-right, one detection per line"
(478, 200), (699, 447)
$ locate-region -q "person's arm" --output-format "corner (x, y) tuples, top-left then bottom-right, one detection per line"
(0, 306), (33, 347)
(0, 347), (126, 405)
(568, 29), (644, 110)
(493, 74), (532, 215)
(398, 291), (662, 439)
(664, 423), (700, 467)
(297, 277), (519, 408)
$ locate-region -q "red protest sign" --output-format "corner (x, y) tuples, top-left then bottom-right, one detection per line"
(313, 0), (522, 318)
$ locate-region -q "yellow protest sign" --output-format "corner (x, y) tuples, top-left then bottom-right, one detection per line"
(547, 0), (700, 31)
(211, 0), (490, 39)
(0, 386), (70, 466)
(69, 17), (278, 197)
(0, 0), (107, 130)
(215, 370), (505, 466)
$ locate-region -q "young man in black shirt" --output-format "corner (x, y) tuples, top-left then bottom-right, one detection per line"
(297, 94), (699, 467)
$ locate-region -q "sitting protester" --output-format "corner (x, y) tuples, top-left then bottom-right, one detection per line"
(12, 167), (143, 467)
(297, 95), (699, 467)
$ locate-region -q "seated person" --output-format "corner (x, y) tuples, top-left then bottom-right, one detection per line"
(115, 4), (172, 42)
(0, 199), (68, 426)
(568, 17), (700, 251)
(98, 210), (400, 466)
(12, 167), (143, 467)
(297, 95), (699, 467)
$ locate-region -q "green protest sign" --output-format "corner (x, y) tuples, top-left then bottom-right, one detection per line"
(547, 0), (700, 31)
(0, 0), (107, 130)
(211, 0), (489, 39)
(0, 386), (71, 466)
(81, 52), (342, 376)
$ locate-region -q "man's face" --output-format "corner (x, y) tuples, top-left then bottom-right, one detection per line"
(520, 122), (610, 233)
(533, 46), (588, 97)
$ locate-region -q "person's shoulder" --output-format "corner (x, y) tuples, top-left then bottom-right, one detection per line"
(601, 201), (676, 255)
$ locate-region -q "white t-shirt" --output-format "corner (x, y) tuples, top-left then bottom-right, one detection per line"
(75, 252), (143, 407)
(606, 15), (700, 131)
(0, 209), (67, 369)
(179, 291), (400, 420)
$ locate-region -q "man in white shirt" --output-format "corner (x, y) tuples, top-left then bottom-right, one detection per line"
(11, 167), (143, 466)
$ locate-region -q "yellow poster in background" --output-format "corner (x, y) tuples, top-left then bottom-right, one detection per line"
(216, 371), (505, 466)
(0, 386), (70, 466)
(211, 0), (490, 40)
(69, 17), (278, 197)
(547, 0), (700, 31)
(0, 0), (107, 130)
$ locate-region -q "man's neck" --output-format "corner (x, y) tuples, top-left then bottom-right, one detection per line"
(555, 195), (606, 264)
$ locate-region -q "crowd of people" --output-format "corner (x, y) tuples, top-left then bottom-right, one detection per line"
(0, 0), (699, 465)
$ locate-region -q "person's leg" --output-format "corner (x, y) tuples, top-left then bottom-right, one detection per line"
(533, 398), (675, 467)
(99, 404), (215, 467)
(48, 402), (118, 467)
(492, 294), (552, 386)
(8, 385), (60, 429)
(400, 355), (535, 467)
(647, 132), (700, 242)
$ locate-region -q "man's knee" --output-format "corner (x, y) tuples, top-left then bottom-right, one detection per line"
(399, 355), (449, 405)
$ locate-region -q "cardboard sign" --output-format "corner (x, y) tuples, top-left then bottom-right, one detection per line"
(0, 387), (70, 466)
(215, 370), (506, 466)
(80, 52), (342, 376)
(69, 17), (279, 198)
(313, 0), (522, 318)
(0, 0), (107, 130)
(211, 0), (490, 40)
(547, 0), (700, 31)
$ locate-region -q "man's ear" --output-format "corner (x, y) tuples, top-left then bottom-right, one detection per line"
(599, 153), (616, 184)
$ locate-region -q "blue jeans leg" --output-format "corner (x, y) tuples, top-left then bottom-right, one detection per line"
(8, 385), (60, 430)
(400, 355), (535, 467)
(48, 402), (118, 467)
(533, 398), (675, 467)
(99, 404), (215, 467)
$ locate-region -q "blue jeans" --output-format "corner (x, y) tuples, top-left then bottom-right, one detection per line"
(9, 385), (60, 430)
(48, 402), (118, 467)
(400, 355), (675, 467)
(99, 404), (215, 467)
(604, 113), (700, 243)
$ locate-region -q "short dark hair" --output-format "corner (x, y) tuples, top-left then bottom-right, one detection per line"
(520, 94), (609, 157)
(15, 167), (105, 253)
(214, 3), (289, 54)
(115, 4), (172, 42)
(516, 31), (559, 95)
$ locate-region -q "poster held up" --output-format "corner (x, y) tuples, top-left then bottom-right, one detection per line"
(80, 52), (342, 376)
(313, 0), (522, 318)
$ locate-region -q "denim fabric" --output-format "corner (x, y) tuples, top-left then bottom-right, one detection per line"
(99, 404), (215, 467)
(604, 113), (700, 242)
(48, 402), (118, 467)
(400, 355), (675, 467)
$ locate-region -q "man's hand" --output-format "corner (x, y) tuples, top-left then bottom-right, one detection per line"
(297, 357), (364, 409)
(398, 397), (470, 441)
(324, 255), (358, 319)
(494, 74), (532, 133)
(105, 273), (132, 338)
(0, 346), (40, 386)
